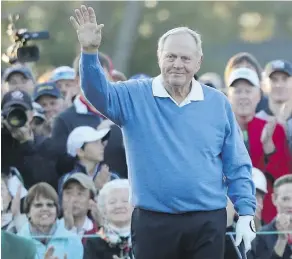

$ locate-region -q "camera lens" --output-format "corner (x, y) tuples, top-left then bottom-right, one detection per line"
(7, 107), (27, 128)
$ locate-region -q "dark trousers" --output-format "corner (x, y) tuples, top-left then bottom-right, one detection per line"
(131, 208), (226, 259)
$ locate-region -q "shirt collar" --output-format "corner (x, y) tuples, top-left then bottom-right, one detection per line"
(152, 74), (204, 101)
(74, 95), (88, 114)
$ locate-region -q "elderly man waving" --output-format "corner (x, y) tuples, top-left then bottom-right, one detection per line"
(70, 5), (256, 259)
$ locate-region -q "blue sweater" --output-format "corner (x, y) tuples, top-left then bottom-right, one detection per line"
(80, 53), (256, 216)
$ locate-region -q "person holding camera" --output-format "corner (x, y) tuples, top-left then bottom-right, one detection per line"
(2, 66), (35, 95)
(1, 90), (59, 191)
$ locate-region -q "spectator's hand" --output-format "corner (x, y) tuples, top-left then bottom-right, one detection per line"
(235, 215), (256, 252)
(63, 198), (74, 230)
(94, 164), (110, 190)
(260, 117), (276, 154)
(3, 120), (33, 143)
(62, 90), (75, 109)
(278, 102), (292, 125)
(70, 5), (104, 53)
(11, 185), (22, 217)
(275, 213), (290, 240)
(44, 246), (67, 259)
(89, 199), (102, 226)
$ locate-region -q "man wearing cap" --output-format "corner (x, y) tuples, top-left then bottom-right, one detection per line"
(58, 126), (119, 197)
(50, 66), (79, 103)
(1, 90), (59, 190)
(60, 173), (99, 244)
(33, 81), (65, 121)
(2, 66), (35, 95)
(51, 56), (127, 179)
(257, 60), (292, 154)
(70, 6), (256, 259)
(227, 67), (290, 225)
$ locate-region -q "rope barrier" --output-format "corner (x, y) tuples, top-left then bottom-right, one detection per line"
(29, 230), (292, 239)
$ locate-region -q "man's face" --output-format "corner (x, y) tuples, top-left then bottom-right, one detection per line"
(273, 183), (292, 216)
(62, 181), (91, 217)
(228, 79), (260, 117)
(56, 79), (79, 99)
(78, 139), (105, 163)
(36, 95), (63, 120)
(7, 73), (34, 95)
(158, 33), (201, 89)
(266, 71), (292, 103)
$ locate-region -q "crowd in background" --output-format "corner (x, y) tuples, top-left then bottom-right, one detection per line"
(1, 40), (292, 259)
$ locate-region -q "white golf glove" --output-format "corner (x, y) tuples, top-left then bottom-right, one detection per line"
(235, 215), (256, 252)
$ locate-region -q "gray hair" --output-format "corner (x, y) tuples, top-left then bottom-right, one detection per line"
(97, 179), (130, 218)
(157, 27), (203, 58)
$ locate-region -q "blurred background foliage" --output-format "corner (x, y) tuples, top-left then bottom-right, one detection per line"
(1, 1), (292, 79)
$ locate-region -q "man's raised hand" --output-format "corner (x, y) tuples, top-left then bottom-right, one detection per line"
(70, 5), (104, 53)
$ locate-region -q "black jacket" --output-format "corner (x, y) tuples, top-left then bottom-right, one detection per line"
(52, 97), (128, 178)
(1, 132), (59, 191)
(248, 219), (292, 259)
(83, 236), (133, 259)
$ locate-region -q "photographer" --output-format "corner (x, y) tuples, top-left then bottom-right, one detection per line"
(2, 66), (35, 95)
(1, 90), (59, 190)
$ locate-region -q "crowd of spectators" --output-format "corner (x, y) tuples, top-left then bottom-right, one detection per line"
(1, 31), (292, 259)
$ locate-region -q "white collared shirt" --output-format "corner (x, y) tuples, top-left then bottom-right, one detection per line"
(152, 75), (204, 107)
(60, 216), (93, 237)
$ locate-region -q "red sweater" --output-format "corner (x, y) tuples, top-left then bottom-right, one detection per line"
(247, 117), (291, 223)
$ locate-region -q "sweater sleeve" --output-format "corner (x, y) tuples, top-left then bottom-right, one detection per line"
(222, 100), (256, 216)
(80, 53), (135, 127)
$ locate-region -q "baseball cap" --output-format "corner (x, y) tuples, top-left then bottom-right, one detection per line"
(50, 66), (76, 82)
(67, 126), (111, 157)
(2, 66), (34, 82)
(1, 90), (33, 111)
(63, 173), (96, 196)
(227, 67), (260, 87)
(264, 60), (292, 77)
(252, 167), (267, 194)
(33, 82), (62, 101)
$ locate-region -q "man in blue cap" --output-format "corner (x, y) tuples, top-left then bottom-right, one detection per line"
(50, 66), (79, 104)
(257, 60), (292, 154)
(2, 66), (35, 95)
(33, 81), (64, 121)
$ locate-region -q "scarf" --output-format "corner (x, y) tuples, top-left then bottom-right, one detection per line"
(97, 223), (131, 259)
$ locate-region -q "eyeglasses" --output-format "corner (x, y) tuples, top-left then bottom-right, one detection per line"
(32, 202), (56, 208)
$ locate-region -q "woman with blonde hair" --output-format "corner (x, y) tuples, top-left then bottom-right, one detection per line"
(18, 182), (83, 259)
